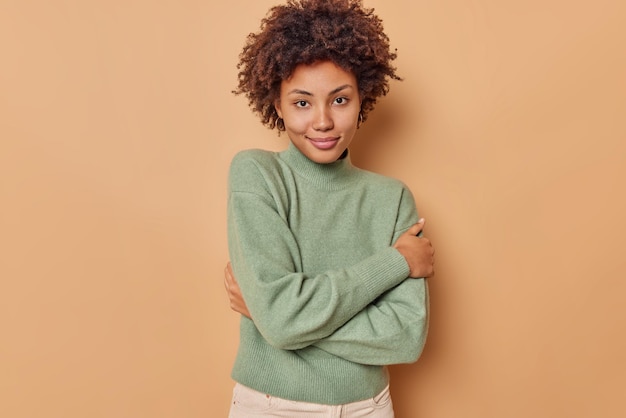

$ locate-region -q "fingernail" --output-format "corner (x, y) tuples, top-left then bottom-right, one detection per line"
(419, 218), (425, 223)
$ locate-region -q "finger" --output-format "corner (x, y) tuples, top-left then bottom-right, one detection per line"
(407, 218), (425, 236)
(224, 267), (235, 292)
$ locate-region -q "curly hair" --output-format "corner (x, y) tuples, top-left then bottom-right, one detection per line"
(233, 0), (401, 131)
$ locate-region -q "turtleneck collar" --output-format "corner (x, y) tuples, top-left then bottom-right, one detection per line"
(279, 141), (356, 190)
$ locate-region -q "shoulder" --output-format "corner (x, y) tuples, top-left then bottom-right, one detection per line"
(230, 148), (279, 170)
(229, 148), (283, 176)
(355, 167), (419, 220)
(355, 167), (411, 194)
(228, 149), (282, 193)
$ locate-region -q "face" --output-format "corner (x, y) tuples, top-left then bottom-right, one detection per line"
(275, 61), (361, 164)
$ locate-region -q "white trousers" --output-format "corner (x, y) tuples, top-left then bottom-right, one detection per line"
(228, 383), (395, 418)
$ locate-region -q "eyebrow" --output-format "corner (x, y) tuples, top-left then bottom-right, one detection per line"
(287, 84), (354, 96)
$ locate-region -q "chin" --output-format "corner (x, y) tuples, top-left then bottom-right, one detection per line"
(308, 150), (345, 164)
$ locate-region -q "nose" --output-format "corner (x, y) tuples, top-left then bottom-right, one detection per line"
(312, 107), (334, 131)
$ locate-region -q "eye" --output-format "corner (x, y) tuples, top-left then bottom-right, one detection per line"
(334, 97), (348, 105)
(295, 100), (309, 108)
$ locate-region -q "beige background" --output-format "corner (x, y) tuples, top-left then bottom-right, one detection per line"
(1, 0), (625, 417)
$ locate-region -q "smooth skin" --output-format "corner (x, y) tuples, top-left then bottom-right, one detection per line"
(275, 60), (361, 164)
(225, 60), (435, 318)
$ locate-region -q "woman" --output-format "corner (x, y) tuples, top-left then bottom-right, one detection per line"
(224, 0), (434, 416)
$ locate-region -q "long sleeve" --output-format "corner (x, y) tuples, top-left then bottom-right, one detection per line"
(312, 188), (430, 365)
(313, 277), (428, 365)
(228, 152), (411, 350)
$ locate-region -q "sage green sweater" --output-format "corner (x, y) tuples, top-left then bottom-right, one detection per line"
(227, 142), (429, 405)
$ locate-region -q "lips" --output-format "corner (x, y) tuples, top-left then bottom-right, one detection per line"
(308, 137), (339, 150)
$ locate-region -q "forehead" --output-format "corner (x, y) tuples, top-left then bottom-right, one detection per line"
(282, 61), (358, 93)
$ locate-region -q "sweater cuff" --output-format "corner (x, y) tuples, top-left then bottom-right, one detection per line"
(352, 247), (410, 300)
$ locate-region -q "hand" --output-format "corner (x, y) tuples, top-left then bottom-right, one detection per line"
(224, 262), (252, 319)
(393, 219), (435, 278)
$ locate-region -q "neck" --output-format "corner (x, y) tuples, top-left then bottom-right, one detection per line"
(279, 142), (355, 190)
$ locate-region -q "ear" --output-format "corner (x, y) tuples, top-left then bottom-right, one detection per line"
(274, 100), (283, 118)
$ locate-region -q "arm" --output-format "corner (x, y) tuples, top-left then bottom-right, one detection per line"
(311, 187), (432, 365)
(313, 277), (429, 365)
(228, 152), (411, 350)
(225, 184), (433, 365)
(224, 259), (428, 365)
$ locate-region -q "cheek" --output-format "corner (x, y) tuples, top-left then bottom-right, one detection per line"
(340, 112), (359, 130)
(284, 114), (308, 134)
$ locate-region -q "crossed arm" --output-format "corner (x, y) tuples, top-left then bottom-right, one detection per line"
(225, 219), (434, 319)
(224, 220), (434, 365)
